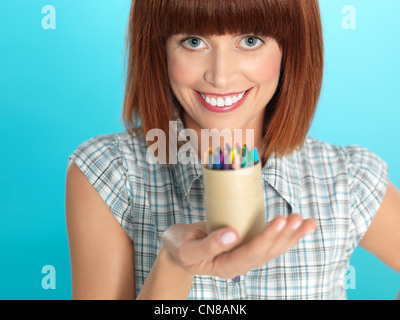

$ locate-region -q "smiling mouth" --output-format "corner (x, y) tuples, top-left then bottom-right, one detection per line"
(197, 90), (249, 108)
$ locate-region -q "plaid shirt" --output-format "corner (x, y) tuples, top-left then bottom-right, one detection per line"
(69, 119), (389, 300)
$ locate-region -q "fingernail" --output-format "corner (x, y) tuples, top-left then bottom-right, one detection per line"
(276, 220), (287, 232)
(221, 232), (237, 245)
(292, 221), (302, 230)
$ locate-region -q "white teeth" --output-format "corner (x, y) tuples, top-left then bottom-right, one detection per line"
(225, 97), (233, 106)
(200, 91), (247, 107)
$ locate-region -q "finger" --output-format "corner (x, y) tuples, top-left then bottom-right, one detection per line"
(162, 223), (208, 265)
(167, 225), (240, 268)
(195, 227), (240, 261)
(273, 213), (303, 242)
(268, 215), (317, 256)
(221, 214), (310, 274)
(283, 217), (318, 249)
(190, 221), (208, 234)
(212, 216), (288, 277)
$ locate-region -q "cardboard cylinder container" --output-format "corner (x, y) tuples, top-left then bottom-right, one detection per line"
(203, 162), (266, 248)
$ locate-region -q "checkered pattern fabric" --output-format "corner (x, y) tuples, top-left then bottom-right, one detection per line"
(69, 120), (388, 300)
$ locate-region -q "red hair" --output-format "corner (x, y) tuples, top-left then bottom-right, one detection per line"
(122, 0), (324, 163)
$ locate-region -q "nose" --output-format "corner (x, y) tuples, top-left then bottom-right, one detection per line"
(203, 48), (238, 90)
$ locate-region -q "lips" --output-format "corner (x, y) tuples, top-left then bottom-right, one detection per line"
(195, 89), (251, 113)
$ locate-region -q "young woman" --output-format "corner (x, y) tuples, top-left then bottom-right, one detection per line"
(66, 0), (400, 299)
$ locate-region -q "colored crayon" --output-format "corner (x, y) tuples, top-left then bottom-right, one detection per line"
(229, 149), (237, 164)
(242, 144), (247, 157)
(207, 148), (213, 169)
(203, 150), (209, 168)
(232, 153), (241, 170)
(248, 147), (254, 166)
(235, 143), (241, 156)
(204, 144), (260, 170)
(253, 148), (260, 164)
(222, 162), (231, 170)
(222, 164), (231, 170)
(242, 145), (249, 168)
(221, 150), (230, 170)
(213, 152), (222, 169)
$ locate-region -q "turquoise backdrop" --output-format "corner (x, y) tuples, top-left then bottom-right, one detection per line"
(0, 0), (399, 299)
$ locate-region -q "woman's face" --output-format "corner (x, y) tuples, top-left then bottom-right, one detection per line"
(166, 34), (282, 145)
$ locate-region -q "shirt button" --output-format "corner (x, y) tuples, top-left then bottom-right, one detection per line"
(232, 276), (240, 283)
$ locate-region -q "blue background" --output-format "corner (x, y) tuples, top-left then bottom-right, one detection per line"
(0, 0), (399, 299)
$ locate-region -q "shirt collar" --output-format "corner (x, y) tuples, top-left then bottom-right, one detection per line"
(169, 118), (205, 199)
(170, 118), (302, 212)
(263, 152), (302, 213)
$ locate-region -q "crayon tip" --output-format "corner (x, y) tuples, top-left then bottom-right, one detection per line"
(242, 144), (247, 157)
(230, 149), (237, 164)
(253, 148), (260, 163)
(248, 147), (254, 166)
(235, 143), (241, 156)
(232, 154), (241, 170)
(203, 150), (209, 168)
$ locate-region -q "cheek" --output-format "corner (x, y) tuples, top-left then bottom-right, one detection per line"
(167, 56), (199, 90)
(167, 55), (203, 111)
(167, 56), (184, 86)
(246, 53), (282, 86)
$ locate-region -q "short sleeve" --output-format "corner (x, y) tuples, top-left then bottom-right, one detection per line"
(346, 145), (389, 249)
(68, 134), (131, 228)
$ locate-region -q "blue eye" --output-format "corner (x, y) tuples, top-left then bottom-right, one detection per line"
(182, 37), (206, 49)
(240, 36), (263, 49)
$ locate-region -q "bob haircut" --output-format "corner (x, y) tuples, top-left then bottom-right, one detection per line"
(122, 0), (324, 163)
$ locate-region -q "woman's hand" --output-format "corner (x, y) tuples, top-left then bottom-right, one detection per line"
(162, 214), (317, 279)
